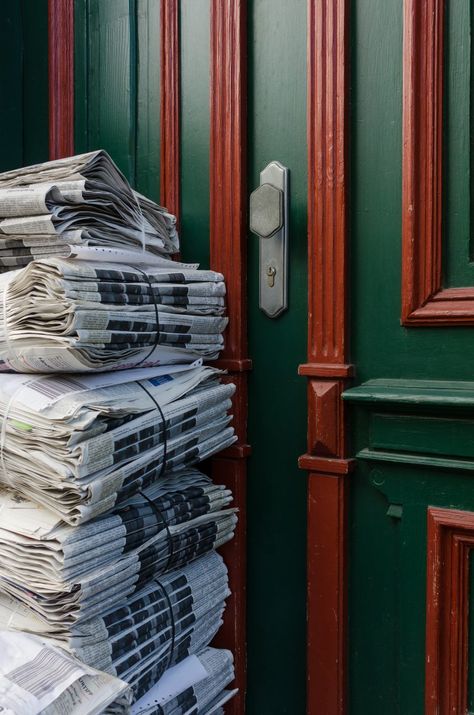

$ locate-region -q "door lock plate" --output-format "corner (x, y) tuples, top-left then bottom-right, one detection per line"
(249, 161), (289, 318)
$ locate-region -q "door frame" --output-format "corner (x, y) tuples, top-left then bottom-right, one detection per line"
(299, 1), (352, 714)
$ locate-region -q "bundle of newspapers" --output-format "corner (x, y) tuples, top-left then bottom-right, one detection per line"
(0, 471), (236, 628)
(0, 364), (236, 523)
(130, 648), (237, 715)
(0, 255), (228, 372)
(0, 150), (238, 714)
(0, 552), (230, 702)
(0, 150), (178, 270)
(0, 631), (131, 714)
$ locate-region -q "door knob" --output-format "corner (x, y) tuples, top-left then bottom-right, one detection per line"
(249, 161), (289, 318)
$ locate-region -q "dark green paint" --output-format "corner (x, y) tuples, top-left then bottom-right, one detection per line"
(445, 0), (472, 284)
(370, 413), (474, 459)
(180, 0), (210, 267)
(469, 550), (474, 710)
(75, 0), (160, 197)
(351, 0), (474, 712)
(247, 1), (307, 712)
(0, 0), (48, 172)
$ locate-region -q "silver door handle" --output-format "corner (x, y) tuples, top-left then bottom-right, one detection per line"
(249, 161), (289, 318)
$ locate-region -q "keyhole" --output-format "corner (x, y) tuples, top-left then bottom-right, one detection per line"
(266, 265), (276, 287)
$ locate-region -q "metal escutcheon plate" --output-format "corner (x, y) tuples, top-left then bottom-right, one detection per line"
(257, 161), (289, 318)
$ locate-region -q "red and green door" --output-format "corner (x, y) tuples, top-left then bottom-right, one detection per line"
(3, 0), (474, 713)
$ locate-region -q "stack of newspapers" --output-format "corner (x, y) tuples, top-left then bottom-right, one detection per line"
(0, 153), (237, 713)
(0, 256), (228, 371)
(0, 150), (178, 269)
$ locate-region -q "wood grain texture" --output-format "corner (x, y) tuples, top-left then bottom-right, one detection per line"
(401, 0), (474, 325)
(160, 0), (180, 219)
(302, 1), (352, 713)
(209, 2), (249, 712)
(426, 507), (474, 714)
(307, 472), (348, 715)
(48, 0), (74, 159)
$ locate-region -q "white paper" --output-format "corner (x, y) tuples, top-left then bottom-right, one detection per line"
(131, 655), (208, 713)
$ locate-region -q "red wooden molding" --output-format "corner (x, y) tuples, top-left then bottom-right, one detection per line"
(160, 0), (180, 220)
(425, 507), (474, 714)
(209, 2), (249, 712)
(299, 363), (355, 379)
(308, 473), (348, 715)
(48, 0), (74, 159)
(401, 0), (474, 325)
(298, 456), (355, 476)
(302, 1), (352, 713)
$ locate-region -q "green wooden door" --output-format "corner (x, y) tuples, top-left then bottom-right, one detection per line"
(344, 0), (474, 713)
(74, 2), (308, 713)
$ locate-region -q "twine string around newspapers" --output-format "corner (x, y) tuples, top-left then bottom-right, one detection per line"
(153, 577), (176, 671)
(138, 489), (175, 574)
(132, 266), (162, 367)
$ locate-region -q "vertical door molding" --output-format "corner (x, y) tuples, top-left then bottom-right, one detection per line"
(401, 0), (474, 325)
(426, 507), (474, 714)
(160, 0), (180, 219)
(299, 1), (353, 713)
(209, 1), (250, 713)
(48, 0), (74, 159)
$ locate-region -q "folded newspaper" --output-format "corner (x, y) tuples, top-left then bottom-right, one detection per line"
(0, 630), (130, 714)
(0, 255), (228, 372)
(0, 553), (230, 704)
(0, 364), (236, 522)
(0, 471), (236, 627)
(0, 150), (178, 270)
(130, 648), (237, 715)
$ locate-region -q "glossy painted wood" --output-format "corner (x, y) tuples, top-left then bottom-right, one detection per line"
(160, 0), (179, 218)
(426, 507), (474, 715)
(1, 1), (49, 171)
(344, 378), (474, 408)
(246, 1), (307, 712)
(209, 3), (249, 711)
(179, 0), (210, 269)
(401, 0), (474, 325)
(48, 0), (74, 159)
(303, 1), (351, 712)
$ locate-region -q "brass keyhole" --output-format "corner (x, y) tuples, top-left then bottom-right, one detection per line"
(266, 265), (276, 287)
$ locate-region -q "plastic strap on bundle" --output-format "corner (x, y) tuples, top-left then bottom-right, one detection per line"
(133, 265), (161, 367)
(134, 381), (168, 481)
(153, 577), (176, 672)
(138, 489), (175, 574)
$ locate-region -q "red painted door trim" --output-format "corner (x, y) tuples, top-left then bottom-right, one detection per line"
(209, 2), (250, 713)
(426, 507), (474, 714)
(401, 0), (474, 325)
(160, 0), (180, 220)
(301, 2), (353, 713)
(48, 0), (74, 159)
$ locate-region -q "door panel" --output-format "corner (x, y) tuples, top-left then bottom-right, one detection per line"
(180, 0), (210, 268)
(348, 0), (474, 712)
(247, 1), (307, 713)
(0, 0), (48, 172)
